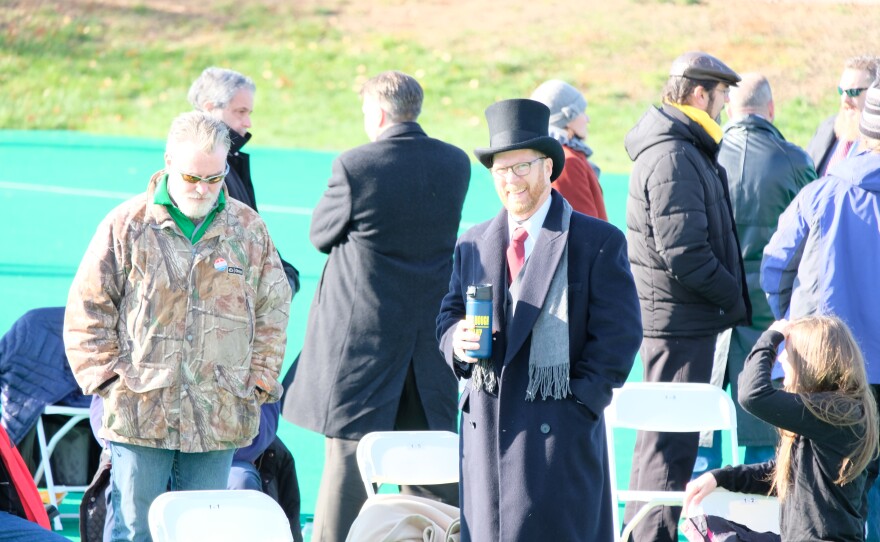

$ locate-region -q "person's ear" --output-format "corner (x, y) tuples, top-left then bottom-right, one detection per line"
(544, 157), (553, 178)
(202, 101), (217, 113)
(692, 85), (709, 109)
(768, 100), (776, 123)
(164, 151), (172, 169)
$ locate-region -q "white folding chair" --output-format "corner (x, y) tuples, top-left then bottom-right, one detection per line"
(685, 488), (780, 534)
(148, 489), (293, 542)
(355, 430), (459, 497)
(34, 404), (91, 530)
(604, 382), (740, 542)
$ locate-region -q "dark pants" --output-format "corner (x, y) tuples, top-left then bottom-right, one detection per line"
(624, 335), (717, 542)
(726, 327), (778, 447)
(311, 363), (459, 542)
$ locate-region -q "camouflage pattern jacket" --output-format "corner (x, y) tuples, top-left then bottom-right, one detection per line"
(64, 172), (291, 453)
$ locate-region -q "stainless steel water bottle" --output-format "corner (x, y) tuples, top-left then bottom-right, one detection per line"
(465, 284), (493, 358)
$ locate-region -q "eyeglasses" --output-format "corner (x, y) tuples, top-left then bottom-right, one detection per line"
(178, 163), (230, 185)
(491, 157), (546, 180)
(838, 87), (868, 98)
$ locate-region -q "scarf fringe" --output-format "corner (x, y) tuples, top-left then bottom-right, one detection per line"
(473, 359), (497, 393)
(525, 364), (571, 401)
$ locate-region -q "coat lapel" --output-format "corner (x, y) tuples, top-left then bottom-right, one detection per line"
(504, 192), (568, 365)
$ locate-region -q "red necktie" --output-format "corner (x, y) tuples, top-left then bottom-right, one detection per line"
(507, 227), (529, 284)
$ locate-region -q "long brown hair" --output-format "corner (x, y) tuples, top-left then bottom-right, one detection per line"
(773, 316), (879, 501)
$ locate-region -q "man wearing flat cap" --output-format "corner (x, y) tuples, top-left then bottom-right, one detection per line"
(624, 52), (751, 541)
(437, 99), (642, 541)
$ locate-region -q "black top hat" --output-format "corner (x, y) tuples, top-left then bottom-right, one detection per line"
(474, 99), (565, 181)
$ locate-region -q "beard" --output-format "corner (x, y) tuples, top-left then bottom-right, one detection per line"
(500, 175), (550, 218)
(173, 193), (218, 220)
(834, 108), (862, 142)
(706, 93), (721, 124)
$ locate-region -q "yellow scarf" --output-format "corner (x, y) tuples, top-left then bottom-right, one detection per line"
(665, 100), (723, 143)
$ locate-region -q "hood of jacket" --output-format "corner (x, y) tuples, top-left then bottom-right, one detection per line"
(625, 104), (720, 163)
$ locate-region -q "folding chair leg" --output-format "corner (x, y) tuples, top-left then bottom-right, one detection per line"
(620, 499), (681, 542)
(35, 417), (62, 530)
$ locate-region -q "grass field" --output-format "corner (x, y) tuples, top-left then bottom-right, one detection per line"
(4, 0), (880, 173)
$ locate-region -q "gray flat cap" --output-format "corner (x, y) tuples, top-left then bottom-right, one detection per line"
(669, 51), (741, 86)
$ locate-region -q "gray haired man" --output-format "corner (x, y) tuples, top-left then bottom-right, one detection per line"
(65, 111), (291, 541)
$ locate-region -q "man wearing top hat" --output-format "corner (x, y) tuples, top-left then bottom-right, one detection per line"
(437, 99), (642, 541)
(624, 52), (751, 541)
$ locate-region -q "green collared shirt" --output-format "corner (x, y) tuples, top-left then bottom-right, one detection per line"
(154, 174), (226, 243)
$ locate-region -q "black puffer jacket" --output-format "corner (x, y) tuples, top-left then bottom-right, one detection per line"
(719, 115), (816, 330)
(625, 104), (750, 337)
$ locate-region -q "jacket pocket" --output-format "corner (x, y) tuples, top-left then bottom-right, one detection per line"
(211, 365), (259, 442)
(104, 365), (175, 439)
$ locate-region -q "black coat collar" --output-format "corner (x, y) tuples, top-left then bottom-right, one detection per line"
(376, 122), (427, 141)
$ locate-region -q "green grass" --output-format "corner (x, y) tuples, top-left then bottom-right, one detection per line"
(2, 0), (866, 173)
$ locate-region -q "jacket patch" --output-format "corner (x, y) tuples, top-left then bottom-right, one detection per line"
(227, 267), (243, 275)
(214, 258), (228, 272)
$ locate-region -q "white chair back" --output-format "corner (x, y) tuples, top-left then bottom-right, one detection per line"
(604, 382), (741, 542)
(687, 488), (780, 535)
(148, 489), (293, 542)
(356, 430), (459, 496)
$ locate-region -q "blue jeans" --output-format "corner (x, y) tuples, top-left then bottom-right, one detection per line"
(109, 442), (234, 542)
(227, 459), (262, 491)
(104, 459), (262, 539)
(0, 512), (69, 541)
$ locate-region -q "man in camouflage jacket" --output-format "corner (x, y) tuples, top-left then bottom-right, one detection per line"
(63, 111), (291, 542)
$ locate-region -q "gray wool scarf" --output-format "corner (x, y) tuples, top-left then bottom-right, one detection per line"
(473, 203), (572, 401)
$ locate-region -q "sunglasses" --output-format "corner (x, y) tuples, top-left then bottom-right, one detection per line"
(838, 87), (868, 98)
(178, 163), (230, 185)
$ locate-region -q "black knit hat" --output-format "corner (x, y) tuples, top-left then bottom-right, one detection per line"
(474, 99), (565, 181)
(860, 80), (880, 140)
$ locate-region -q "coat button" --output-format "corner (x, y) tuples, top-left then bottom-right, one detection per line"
(719, 309), (725, 315)
(470, 421), (476, 429)
(540, 423), (551, 434)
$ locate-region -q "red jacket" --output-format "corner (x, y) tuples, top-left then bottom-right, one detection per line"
(0, 425), (50, 528)
(552, 145), (608, 220)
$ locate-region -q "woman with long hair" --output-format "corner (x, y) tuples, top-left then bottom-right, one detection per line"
(684, 316), (879, 541)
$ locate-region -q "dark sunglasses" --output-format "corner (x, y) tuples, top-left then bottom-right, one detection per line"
(178, 163), (230, 185)
(838, 87), (868, 98)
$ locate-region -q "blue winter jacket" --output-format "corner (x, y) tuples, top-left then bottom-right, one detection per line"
(0, 307), (88, 444)
(762, 151), (880, 381)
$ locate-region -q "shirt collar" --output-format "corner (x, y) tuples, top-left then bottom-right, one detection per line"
(507, 193), (552, 252)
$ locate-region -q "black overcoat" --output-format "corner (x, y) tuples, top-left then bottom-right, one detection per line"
(436, 191), (642, 541)
(285, 122), (470, 439)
